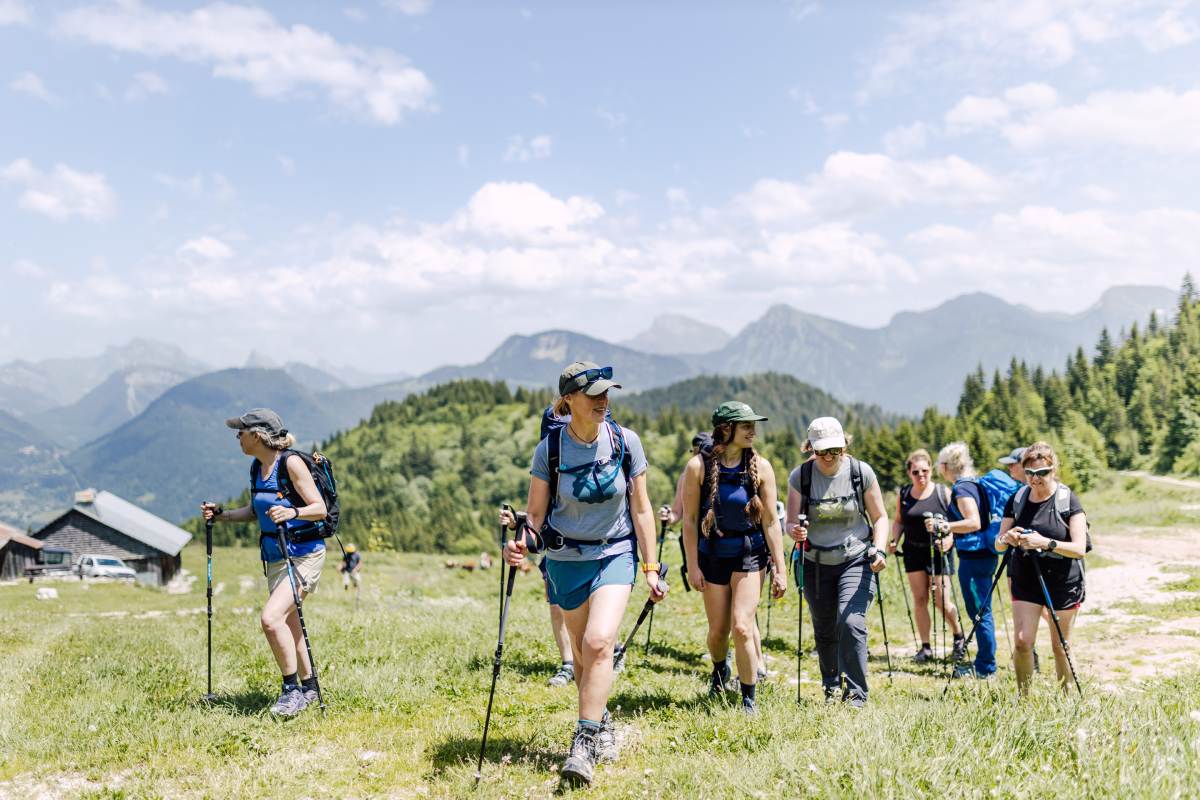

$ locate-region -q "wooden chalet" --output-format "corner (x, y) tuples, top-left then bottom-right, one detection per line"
(32, 490), (192, 586)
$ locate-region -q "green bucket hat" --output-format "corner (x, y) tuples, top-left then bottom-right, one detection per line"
(712, 401), (768, 426)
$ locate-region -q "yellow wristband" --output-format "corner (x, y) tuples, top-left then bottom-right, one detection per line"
(641, 562), (661, 574)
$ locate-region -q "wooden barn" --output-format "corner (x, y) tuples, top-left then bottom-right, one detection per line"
(33, 490), (192, 586)
(0, 522), (46, 581)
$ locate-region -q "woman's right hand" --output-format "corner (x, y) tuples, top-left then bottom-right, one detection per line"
(687, 565), (705, 592)
(201, 502), (220, 521)
(498, 508), (516, 529)
(787, 521), (808, 544)
(503, 533), (528, 568)
(998, 526), (1023, 548)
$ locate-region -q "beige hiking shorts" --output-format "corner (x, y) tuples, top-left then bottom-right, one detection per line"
(266, 549), (326, 596)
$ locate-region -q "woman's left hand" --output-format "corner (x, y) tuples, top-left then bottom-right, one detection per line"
(267, 505), (298, 525)
(645, 569), (667, 602)
(770, 569), (787, 599)
(1018, 531), (1049, 551)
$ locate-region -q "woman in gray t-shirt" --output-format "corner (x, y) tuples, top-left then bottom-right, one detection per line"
(785, 417), (889, 707)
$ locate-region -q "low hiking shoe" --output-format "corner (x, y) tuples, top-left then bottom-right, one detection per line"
(560, 727), (598, 787)
(708, 662), (731, 698)
(756, 662), (768, 681)
(303, 686), (319, 706)
(548, 663), (574, 687)
(823, 686), (839, 705)
(951, 638), (968, 662)
(952, 663), (975, 679)
(595, 711), (618, 763)
(741, 695), (758, 715)
(270, 686), (307, 718)
(846, 694), (867, 709)
(913, 647), (934, 664)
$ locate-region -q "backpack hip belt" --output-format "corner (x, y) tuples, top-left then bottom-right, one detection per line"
(541, 526), (635, 553)
(803, 539), (867, 565)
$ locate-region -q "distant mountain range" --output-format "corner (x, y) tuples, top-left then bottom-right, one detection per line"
(0, 285), (1176, 525)
(621, 314), (732, 355)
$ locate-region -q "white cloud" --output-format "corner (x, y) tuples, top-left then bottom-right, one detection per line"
(748, 223), (914, 286)
(154, 172), (236, 202)
(277, 155), (296, 176)
(1082, 184), (1119, 203)
(596, 108), (627, 132)
(381, 0), (431, 14)
(452, 182), (603, 241)
(125, 71), (169, 101)
(178, 236), (234, 261)
(10, 71), (59, 104)
(57, 1), (435, 125)
(864, 1), (1200, 98)
(0, 0), (29, 26)
(12, 258), (48, 279)
(503, 134), (552, 162)
(0, 159), (116, 221)
(666, 187), (690, 211)
(945, 95), (1010, 134)
(882, 122), (930, 156)
(530, 91), (547, 107)
(1004, 82), (1059, 110)
(344, 7), (367, 22)
(47, 274), (133, 318)
(1004, 87), (1200, 153)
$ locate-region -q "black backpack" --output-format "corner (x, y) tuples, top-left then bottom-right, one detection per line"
(252, 449), (341, 543)
(797, 457), (869, 527)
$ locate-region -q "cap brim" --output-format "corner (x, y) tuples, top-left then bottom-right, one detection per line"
(810, 434), (846, 450)
(726, 414), (768, 423)
(225, 417), (248, 430)
(583, 379), (621, 396)
(998, 457), (1018, 465)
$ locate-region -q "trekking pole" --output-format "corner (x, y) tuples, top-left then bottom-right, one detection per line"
(893, 550), (918, 650)
(644, 516), (668, 653)
(942, 549), (1013, 696)
(274, 520), (325, 712)
(497, 505), (514, 632)
(766, 558), (774, 641)
(202, 509), (218, 702)
(614, 563), (669, 672)
(874, 568), (893, 680)
(678, 534), (692, 592)
(792, 545), (804, 704)
(1029, 550), (1083, 697)
(476, 518), (522, 783)
(924, 512), (946, 666)
(994, 576), (1014, 669)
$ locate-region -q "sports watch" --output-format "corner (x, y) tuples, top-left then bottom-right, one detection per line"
(641, 562), (661, 574)
(1047, 540), (1058, 552)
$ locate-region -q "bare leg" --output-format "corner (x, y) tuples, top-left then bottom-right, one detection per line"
(933, 574), (963, 636)
(702, 581), (733, 666)
(261, 579), (308, 676)
(561, 584), (632, 721)
(549, 603), (573, 663)
(908, 570), (931, 646)
(1011, 600), (1043, 694)
(729, 570), (764, 685)
(1047, 607), (1079, 692)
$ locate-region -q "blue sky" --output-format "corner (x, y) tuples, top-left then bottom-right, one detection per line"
(2, 0), (1199, 374)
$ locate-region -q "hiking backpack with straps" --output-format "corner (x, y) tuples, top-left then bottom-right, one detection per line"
(252, 449), (341, 544)
(798, 456), (870, 532)
(539, 405), (633, 528)
(1010, 482), (1093, 555)
(949, 469), (1019, 554)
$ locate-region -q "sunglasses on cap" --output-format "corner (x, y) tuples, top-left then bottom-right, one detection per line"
(1025, 466), (1053, 478)
(568, 365), (613, 384)
(815, 447), (843, 457)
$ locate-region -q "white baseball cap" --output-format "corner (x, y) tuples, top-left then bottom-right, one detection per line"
(807, 417), (846, 451)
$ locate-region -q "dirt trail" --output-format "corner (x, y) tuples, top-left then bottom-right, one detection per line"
(1073, 484), (1200, 689)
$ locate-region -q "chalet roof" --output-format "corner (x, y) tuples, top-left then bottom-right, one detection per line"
(43, 491), (192, 556)
(0, 522), (42, 550)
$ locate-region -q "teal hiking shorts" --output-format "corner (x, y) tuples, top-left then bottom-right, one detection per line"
(544, 551), (636, 610)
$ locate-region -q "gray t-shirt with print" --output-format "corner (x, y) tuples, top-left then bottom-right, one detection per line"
(788, 457), (878, 563)
(531, 424), (648, 562)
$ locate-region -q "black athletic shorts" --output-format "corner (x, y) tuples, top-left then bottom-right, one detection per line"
(698, 546), (770, 586)
(901, 544), (956, 576)
(1010, 566), (1085, 610)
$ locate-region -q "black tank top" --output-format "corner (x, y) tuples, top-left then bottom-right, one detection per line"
(899, 484), (949, 549)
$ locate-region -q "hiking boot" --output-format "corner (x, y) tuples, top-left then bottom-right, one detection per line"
(269, 686), (307, 718)
(756, 661), (768, 681)
(823, 685), (839, 705)
(303, 686), (319, 706)
(952, 663), (975, 679)
(560, 727), (598, 787)
(951, 637), (968, 662)
(548, 662), (574, 687)
(913, 647), (934, 664)
(595, 711), (618, 763)
(709, 662), (731, 698)
(741, 694), (758, 714)
(846, 694), (866, 709)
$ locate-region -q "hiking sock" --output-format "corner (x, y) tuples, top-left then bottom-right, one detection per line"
(282, 672), (299, 691)
(301, 676), (318, 692)
(577, 719), (602, 733)
(954, 634), (964, 642)
(740, 682), (756, 703)
(922, 643), (931, 651)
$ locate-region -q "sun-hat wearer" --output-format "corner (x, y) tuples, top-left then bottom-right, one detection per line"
(711, 401), (768, 426)
(807, 416), (846, 451)
(225, 408), (287, 436)
(998, 447), (1027, 465)
(558, 360), (622, 397)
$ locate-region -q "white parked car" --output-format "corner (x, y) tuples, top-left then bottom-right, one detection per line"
(75, 554), (137, 580)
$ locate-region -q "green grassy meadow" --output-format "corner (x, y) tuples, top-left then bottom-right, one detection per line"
(2, 475), (1199, 799)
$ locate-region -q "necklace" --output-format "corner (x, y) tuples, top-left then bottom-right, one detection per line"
(568, 422), (600, 445)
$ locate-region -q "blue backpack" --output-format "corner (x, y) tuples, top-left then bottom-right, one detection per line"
(539, 406), (632, 517)
(951, 469), (1020, 554)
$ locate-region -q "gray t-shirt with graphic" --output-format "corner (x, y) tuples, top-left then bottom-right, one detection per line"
(788, 457), (878, 563)
(531, 424), (648, 562)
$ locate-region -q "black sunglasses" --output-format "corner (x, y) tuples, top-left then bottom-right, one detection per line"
(568, 366), (613, 384)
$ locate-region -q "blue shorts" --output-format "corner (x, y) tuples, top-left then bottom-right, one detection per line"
(544, 551), (636, 611)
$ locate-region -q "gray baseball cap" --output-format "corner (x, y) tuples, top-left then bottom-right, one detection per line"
(225, 408), (287, 436)
(558, 360), (622, 396)
(998, 447), (1027, 465)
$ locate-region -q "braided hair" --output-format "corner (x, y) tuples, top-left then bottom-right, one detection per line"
(700, 422), (765, 537)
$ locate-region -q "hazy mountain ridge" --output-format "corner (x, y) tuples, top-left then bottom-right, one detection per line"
(620, 314), (732, 355)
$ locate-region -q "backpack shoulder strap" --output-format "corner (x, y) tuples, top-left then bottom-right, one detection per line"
(1011, 485), (1030, 520)
(937, 483), (951, 511)
(546, 428), (561, 522)
(249, 459), (260, 493)
(799, 460), (813, 519)
(276, 449), (302, 504)
(849, 456), (869, 527)
(1054, 483), (1072, 518)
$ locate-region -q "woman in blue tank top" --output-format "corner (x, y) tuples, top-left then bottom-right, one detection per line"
(681, 401), (787, 713)
(200, 408), (328, 718)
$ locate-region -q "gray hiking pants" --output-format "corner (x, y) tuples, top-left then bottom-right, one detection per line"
(802, 554), (876, 701)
